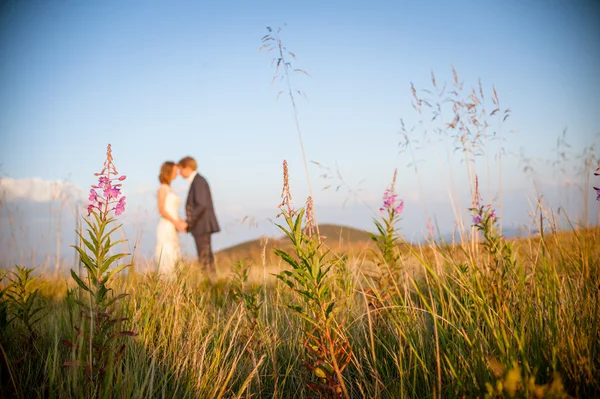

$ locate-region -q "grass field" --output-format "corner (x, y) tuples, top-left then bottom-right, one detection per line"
(1, 209), (599, 398)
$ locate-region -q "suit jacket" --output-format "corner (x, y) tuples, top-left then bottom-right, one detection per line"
(185, 173), (220, 236)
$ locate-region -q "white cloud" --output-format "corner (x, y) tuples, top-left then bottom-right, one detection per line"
(0, 177), (84, 203)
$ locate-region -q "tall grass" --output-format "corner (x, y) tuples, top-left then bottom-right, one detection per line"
(0, 220), (598, 397)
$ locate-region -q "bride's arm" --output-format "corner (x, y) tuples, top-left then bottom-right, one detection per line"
(157, 186), (180, 226)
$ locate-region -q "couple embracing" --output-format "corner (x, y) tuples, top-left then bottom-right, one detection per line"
(155, 156), (219, 279)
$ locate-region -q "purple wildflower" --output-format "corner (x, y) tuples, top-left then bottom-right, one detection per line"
(380, 189), (404, 214)
(98, 176), (109, 188)
(87, 144), (127, 218)
(489, 208), (497, 221)
(115, 196), (126, 216)
(103, 185), (120, 199)
(395, 199), (405, 215)
(472, 215), (482, 224)
(383, 190), (396, 208)
(594, 186), (600, 201)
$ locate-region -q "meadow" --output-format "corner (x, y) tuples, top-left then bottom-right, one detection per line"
(1, 37), (600, 398)
(1, 148), (599, 398)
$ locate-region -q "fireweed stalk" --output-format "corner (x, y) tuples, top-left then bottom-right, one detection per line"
(64, 144), (136, 388)
(368, 170), (405, 296)
(274, 160), (352, 399)
(469, 176), (516, 306)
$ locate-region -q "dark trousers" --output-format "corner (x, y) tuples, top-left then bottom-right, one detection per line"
(193, 233), (215, 274)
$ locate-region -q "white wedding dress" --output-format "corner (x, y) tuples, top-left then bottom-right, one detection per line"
(155, 184), (181, 276)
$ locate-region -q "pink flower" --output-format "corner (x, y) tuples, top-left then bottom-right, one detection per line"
(115, 196), (126, 216)
(88, 144), (127, 218)
(472, 215), (482, 224)
(380, 189), (404, 214)
(395, 200), (405, 215)
(97, 176), (109, 188)
(104, 185), (120, 199)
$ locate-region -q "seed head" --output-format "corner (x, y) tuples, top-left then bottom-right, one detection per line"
(304, 196), (315, 238)
(278, 160), (294, 215)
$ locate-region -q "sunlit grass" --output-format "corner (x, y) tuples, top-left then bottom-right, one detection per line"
(1, 221), (598, 398)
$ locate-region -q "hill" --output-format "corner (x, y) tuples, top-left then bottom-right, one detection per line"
(216, 224), (372, 263)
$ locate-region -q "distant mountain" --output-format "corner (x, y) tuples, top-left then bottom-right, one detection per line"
(216, 224), (372, 261)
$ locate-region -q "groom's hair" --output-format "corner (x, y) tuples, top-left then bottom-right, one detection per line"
(178, 156), (197, 171)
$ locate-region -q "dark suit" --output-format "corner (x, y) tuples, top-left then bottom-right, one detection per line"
(185, 173), (220, 273)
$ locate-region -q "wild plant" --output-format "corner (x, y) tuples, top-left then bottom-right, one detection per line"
(64, 144), (136, 387)
(231, 260), (263, 344)
(0, 270), (10, 338)
(273, 161), (352, 398)
(469, 176), (516, 306)
(369, 171), (404, 271)
(366, 170), (405, 307)
(4, 266), (46, 350)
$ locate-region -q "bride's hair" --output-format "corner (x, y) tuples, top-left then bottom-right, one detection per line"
(159, 161), (175, 185)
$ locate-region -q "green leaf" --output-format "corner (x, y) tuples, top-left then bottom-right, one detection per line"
(25, 289), (40, 308)
(100, 253), (129, 276)
(90, 210), (101, 228)
(310, 258), (320, 280)
(104, 263), (130, 282)
(286, 306), (320, 328)
(77, 231), (97, 255)
(274, 274), (295, 289)
(105, 293), (129, 308)
(100, 317), (129, 335)
(298, 289), (316, 301)
(103, 239), (127, 254)
(275, 223), (297, 245)
(72, 246), (97, 280)
(287, 304), (303, 314)
(273, 249), (300, 269)
(101, 224), (123, 245)
(82, 216), (99, 237)
(96, 284), (110, 304)
(325, 301), (335, 318)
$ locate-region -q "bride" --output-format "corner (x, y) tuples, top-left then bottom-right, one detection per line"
(155, 161), (187, 276)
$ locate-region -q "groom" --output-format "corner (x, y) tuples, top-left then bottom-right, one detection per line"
(177, 156), (220, 278)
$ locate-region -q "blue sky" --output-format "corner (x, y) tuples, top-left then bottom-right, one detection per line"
(1, 0), (599, 267)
